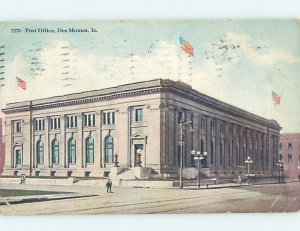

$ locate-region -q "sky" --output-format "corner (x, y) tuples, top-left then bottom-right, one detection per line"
(0, 20), (299, 133)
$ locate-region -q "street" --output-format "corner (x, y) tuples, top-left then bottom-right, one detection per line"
(0, 182), (300, 214)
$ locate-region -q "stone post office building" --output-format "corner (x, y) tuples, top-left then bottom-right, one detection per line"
(2, 79), (281, 178)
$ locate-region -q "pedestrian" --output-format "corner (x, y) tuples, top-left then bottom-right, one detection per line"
(298, 175), (300, 182)
(106, 178), (112, 193)
(20, 175), (26, 184)
(237, 175), (242, 186)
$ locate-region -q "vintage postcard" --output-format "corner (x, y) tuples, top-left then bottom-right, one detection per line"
(0, 20), (299, 215)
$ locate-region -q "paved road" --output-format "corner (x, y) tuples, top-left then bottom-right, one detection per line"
(0, 182), (299, 214)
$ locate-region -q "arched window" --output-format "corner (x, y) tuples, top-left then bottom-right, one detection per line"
(68, 138), (76, 164)
(105, 135), (114, 163)
(52, 139), (59, 164)
(36, 140), (44, 164)
(86, 137), (94, 164)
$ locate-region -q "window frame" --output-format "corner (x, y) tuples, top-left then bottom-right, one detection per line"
(104, 135), (114, 163)
(288, 154), (293, 163)
(66, 115), (78, 128)
(86, 137), (94, 164)
(51, 139), (59, 164)
(135, 108), (144, 122)
(103, 111), (116, 125)
(68, 138), (77, 164)
(15, 149), (22, 165)
(84, 113), (96, 127)
(36, 140), (44, 164)
(35, 118), (45, 132)
(15, 121), (22, 133)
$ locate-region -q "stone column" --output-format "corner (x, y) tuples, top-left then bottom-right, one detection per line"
(4, 120), (13, 169)
(206, 116), (211, 167)
(159, 103), (168, 165)
(215, 119), (221, 170)
(167, 105), (176, 167)
(44, 116), (49, 168)
(77, 113), (83, 168)
(59, 115), (65, 168)
(94, 111), (101, 169)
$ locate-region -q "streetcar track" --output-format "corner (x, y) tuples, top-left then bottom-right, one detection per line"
(51, 190), (261, 215)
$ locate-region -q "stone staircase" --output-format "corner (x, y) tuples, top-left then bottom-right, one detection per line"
(110, 168), (135, 180)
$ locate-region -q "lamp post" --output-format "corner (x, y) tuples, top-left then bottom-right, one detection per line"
(277, 160), (284, 183)
(136, 149), (142, 167)
(179, 120), (193, 189)
(114, 153), (119, 167)
(244, 156), (253, 184)
(192, 150), (207, 189)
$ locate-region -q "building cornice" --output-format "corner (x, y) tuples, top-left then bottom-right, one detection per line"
(1, 78), (282, 130)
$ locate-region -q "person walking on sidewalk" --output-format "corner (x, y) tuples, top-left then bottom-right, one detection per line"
(20, 175), (26, 184)
(106, 178), (112, 193)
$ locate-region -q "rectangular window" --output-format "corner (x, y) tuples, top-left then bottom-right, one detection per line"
(210, 120), (215, 132)
(50, 117), (61, 130)
(279, 154), (283, 160)
(107, 112), (111, 124)
(288, 154), (293, 163)
(67, 115), (78, 128)
(15, 121), (22, 133)
(178, 111), (183, 123)
(201, 117), (207, 131)
(220, 123), (225, 134)
(135, 108), (143, 122)
(288, 143), (292, 150)
(103, 112), (106, 124)
(229, 126), (233, 135)
(35, 118), (45, 131)
(103, 111), (116, 125)
(16, 149), (22, 165)
(190, 114), (194, 130)
(112, 112), (115, 124)
(83, 113), (96, 127)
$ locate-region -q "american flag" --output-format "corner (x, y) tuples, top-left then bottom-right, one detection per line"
(16, 77), (26, 90)
(179, 36), (194, 57)
(272, 91), (281, 105)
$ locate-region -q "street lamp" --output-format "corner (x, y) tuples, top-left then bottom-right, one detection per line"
(244, 156), (253, 184)
(277, 160), (284, 183)
(114, 153), (119, 167)
(191, 150), (207, 189)
(179, 120), (193, 189)
(136, 149), (142, 167)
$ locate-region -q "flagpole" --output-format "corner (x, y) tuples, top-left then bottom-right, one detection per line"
(14, 77), (17, 100)
(177, 32), (180, 82)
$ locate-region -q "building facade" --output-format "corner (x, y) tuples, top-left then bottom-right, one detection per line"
(2, 79), (281, 178)
(0, 118), (5, 174)
(279, 133), (300, 179)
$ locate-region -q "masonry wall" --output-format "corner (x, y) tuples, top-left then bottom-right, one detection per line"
(2, 92), (162, 177)
(161, 88), (281, 177)
(279, 133), (300, 179)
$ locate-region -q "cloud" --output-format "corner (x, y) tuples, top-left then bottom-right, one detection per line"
(224, 32), (298, 66)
